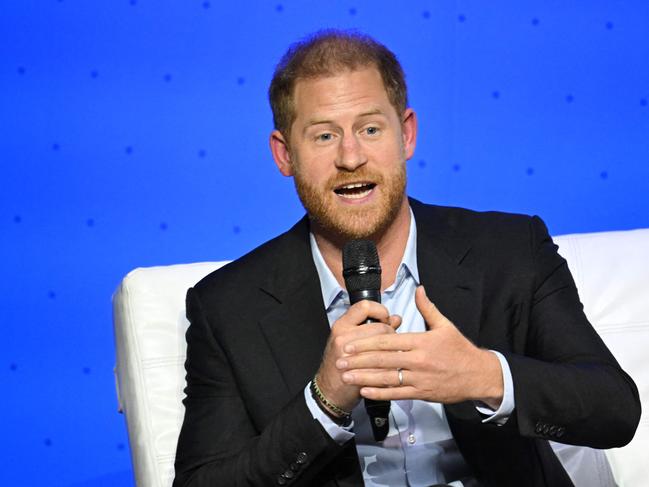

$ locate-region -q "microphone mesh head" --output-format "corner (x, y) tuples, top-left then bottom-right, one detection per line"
(342, 240), (381, 293)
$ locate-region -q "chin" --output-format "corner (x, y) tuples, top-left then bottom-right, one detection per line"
(312, 202), (401, 242)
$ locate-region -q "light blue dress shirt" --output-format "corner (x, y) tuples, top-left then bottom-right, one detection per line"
(304, 209), (515, 486)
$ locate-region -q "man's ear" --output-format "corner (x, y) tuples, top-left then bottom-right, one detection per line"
(269, 130), (294, 177)
(401, 108), (418, 160)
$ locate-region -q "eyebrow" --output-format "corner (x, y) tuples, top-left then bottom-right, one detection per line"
(358, 108), (385, 118)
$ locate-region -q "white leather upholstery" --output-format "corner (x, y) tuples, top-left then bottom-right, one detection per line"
(552, 229), (649, 486)
(113, 229), (649, 487)
(113, 262), (228, 487)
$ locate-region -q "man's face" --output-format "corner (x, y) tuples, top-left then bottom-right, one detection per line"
(272, 67), (417, 241)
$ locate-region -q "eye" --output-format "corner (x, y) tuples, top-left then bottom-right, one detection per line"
(365, 126), (380, 136)
(316, 132), (334, 142)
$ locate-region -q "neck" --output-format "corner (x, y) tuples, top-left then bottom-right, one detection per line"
(312, 198), (411, 292)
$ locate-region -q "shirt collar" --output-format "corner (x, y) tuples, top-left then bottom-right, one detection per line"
(309, 207), (419, 310)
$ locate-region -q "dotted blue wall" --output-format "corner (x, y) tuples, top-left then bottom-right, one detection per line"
(1, 1), (648, 485)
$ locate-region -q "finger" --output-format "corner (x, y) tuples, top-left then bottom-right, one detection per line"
(344, 331), (420, 354)
(338, 300), (391, 328)
(360, 385), (420, 401)
(342, 368), (407, 388)
(336, 350), (409, 370)
(338, 321), (397, 344)
(415, 286), (451, 330)
(388, 314), (402, 330)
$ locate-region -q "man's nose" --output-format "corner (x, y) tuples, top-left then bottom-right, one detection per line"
(335, 133), (367, 171)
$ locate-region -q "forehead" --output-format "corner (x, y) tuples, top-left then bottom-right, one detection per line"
(291, 67), (394, 122)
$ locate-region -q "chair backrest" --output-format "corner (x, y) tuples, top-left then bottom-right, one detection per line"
(113, 229), (649, 487)
(113, 261), (228, 487)
(553, 229), (649, 486)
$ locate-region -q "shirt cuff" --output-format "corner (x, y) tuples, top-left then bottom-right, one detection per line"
(474, 351), (515, 425)
(303, 384), (355, 444)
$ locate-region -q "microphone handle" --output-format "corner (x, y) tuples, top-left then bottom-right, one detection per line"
(348, 289), (390, 441)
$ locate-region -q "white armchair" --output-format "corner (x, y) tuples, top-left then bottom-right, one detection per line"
(113, 229), (649, 486)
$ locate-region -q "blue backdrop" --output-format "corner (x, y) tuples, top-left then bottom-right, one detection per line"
(1, 1), (648, 485)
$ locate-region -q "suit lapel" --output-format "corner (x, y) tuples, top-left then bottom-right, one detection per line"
(256, 216), (332, 398)
(411, 200), (483, 343)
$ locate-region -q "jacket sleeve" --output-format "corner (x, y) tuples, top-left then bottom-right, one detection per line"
(503, 216), (641, 448)
(173, 288), (349, 487)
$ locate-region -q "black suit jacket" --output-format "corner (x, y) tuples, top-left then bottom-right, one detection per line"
(174, 200), (640, 487)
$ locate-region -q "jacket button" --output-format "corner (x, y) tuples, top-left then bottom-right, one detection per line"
(556, 427), (566, 438)
(549, 425), (558, 436)
(296, 452), (308, 464)
(542, 424), (550, 435)
(289, 462), (300, 472)
(277, 475), (287, 485)
(283, 469), (295, 479)
(535, 422), (543, 434)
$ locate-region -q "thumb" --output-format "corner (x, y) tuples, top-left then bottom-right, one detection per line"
(415, 286), (450, 330)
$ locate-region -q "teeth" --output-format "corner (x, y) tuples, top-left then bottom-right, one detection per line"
(338, 187), (373, 199)
(334, 182), (375, 200)
(342, 189), (371, 199)
(340, 183), (368, 190)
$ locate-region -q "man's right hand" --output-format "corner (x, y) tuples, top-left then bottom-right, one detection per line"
(315, 300), (401, 413)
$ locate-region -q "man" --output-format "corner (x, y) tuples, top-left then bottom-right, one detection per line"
(173, 30), (640, 486)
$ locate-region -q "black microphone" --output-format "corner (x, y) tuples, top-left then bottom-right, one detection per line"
(342, 239), (390, 442)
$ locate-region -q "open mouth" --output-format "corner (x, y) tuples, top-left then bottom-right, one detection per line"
(333, 182), (376, 200)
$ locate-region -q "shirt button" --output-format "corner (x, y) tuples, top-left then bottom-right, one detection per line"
(407, 434), (416, 445)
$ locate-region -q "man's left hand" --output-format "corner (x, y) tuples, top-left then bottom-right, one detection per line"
(337, 286), (504, 408)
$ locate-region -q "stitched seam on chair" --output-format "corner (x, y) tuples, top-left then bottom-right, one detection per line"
(572, 238), (586, 289)
(122, 275), (162, 487)
(141, 356), (185, 368)
(557, 236), (582, 286)
(157, 454), (176, 463)
(594, 322), (649, 333)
